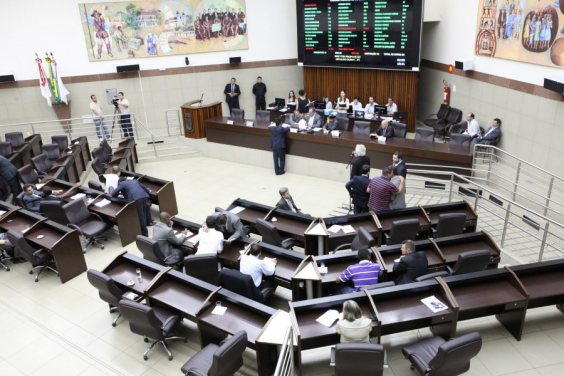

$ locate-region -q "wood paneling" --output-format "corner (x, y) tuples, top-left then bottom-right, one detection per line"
(181, 100), (223, 139)
(303, 67), (419, 132)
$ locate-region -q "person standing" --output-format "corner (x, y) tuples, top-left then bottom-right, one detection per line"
(389, 168), (406, 210)
(297, 90), (311, 114)
(224, 77), (241, 115)
(350, 144), (370, 179)
(111, 178), (153, 237)
(0, 155), (22, 204)
(117, 92), (133, 138)
(346, 165), (371, 214)
(90, 94), (113, 142)
(367, 166), (400, 212)
(202, 211), (247, 244)
(252, 76), (267, 111)
(392, 151), (407, 179)
(268, 116), (290, 175)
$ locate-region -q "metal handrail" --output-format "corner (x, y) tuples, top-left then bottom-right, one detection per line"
(274, 326), (295, 376)
(132, 115), (158, 157)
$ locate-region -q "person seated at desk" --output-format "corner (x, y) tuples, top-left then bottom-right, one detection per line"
(393, 240), (428, 285)
(346, 164), (371, 214)
(203, 211), (247, 244)
(304, 106), (322, 130)
(22, 184), (43, 212)
(386, 97), (398, 115)
(197, 216), (224, 255)
(389, 167), (406, 210)
(240, 243), (277, 292)
(374, 120), (395, 138)
(462, 112), (480, 137)
(153, 211), (187, 264)
(105, 166), (121, 194)
(323, 114), (339, 131)
(323, 96), (333, 110)
(336, 300), (372, 343)
(351, 96), (363, 112)
(364, 97), (378, 117)
(289, 109), (302, 126)
(277, 187), (302, 213)
(335, 247), (382, 294)
(41, 186), (63, 202)
(336, 90), (350, 113)
(472, 118), (502, 146)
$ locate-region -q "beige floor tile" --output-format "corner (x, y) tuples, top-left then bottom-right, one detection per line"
(478, 338), (534, 376)
(537, 363), (564, 376)
(509, 331), (564, 368)
(29, 350), (92, 376)
(7, 336), (66, 375)
(0, 323), (44, 358)
(108, 353), (150, 376)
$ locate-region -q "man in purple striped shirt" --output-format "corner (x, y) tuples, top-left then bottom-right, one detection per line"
(367, 165), (401, 212)
(335, 247), (382, 294)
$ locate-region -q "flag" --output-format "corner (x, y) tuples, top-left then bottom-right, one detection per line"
(35, 56), (52, 106)
(51, 54), (70, 104)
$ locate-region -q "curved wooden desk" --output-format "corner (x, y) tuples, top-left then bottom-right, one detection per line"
(181, 100), (223, 139)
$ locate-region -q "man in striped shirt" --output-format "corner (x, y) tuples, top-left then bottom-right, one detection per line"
(367, 165), (400, 212)
(335, 247), (382, 294)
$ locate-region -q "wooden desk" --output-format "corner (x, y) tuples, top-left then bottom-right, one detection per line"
(422, 200), (478, 232)
(432, 231), (501, 268)
(377, 240), (445, 280)
(324, 212), (380, 253)
(87, 196), (140, 246)
(71, 136), (92, 168)
(375, 207), (431, 245)
(12, 142), (33, 165)
(103, 252), (164, 296)
(509, 260), (564, 311)
(119, 171), (179, 216)
(118, 138), (138, 164)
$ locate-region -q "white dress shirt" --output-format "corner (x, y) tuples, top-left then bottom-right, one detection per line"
(386, 103), (398, 113)
(351, 101), (363, 111)
(196, 227), (224, 255)
(104, 174), (120, 194)
(365, 102), (378, 113)
(465, 119), (480, 136)
(239, 254), (276, 287)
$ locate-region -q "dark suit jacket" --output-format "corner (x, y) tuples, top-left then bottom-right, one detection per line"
(0, 156), (18, 181)
(23, 191), (43, 212)
(111, 180), (150, 201)
(395, 161), (407, 179)
(376, 126), (395, 138)
(478, 126), (501, 144)
(269, 125), (290, 149)
(224, 83), (241, 107)
(393, 251), (428, 285)
(345, 175), (370, 208)
(350, 155), (370, 179)
(277, 197), (300, 212)
(41, 195), (63, 202)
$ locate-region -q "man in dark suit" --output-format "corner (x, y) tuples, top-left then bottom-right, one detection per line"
(111, 178), (153, 236)
(392, 151), (407, 179)
(350, 144), (370, 179)
(393, 240), (428, 285)
(268, 116), (290, 175)
(277, 187), (301, 213)
(224, 77), (241, 115)
(0, 155), (22, 204)
(473, 118), (501, 146)
(375, 120), (395, 138)
(22, 184), (43, 212)
(345, 164), (371, 214)
(252, 76), (267, 111)
(303, 106), (322, 130)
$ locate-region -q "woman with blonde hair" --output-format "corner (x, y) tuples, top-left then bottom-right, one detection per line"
(336, 300), (372, 343)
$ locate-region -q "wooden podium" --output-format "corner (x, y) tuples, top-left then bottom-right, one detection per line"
(181, 100), (223, 139)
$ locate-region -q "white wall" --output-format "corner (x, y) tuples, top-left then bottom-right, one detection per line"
(421, 0), (564, 86)
(4, 0), (298, 80)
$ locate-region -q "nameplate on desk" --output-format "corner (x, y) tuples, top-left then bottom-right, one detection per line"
(227, 120), (234, 125)
(245, 121), (254, 127)
(290, 128), (298, 133)
(378, 136), (386, 143)
(331, 130), (340, 138)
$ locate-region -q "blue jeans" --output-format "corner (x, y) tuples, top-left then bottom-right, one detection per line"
(94, 117), (111, 139)
(335, 284), (355, 295)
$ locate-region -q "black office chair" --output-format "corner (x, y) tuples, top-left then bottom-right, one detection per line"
(135, 235), (182, 267)
(416, 250), (492, 282)
(5, 132), (24, 148)
(100, 139), (114, 158)
(385, 219), (419, 245)
(332, 227), (375, 253)
(183, 254), (219, 286)
(446, 120), (467, 136)
(40, 200), (68, 226)
(118, 299), (187, 360)
(391, 122), (407, 138)
(63, 198), (112, 252)
(6, 230), (59, 282)
(449, 134), (472, 147)
(415, 128), (435, 142)
(87, 269), (127, 327)
(352, 121), (370, 135)
(41, 143), (61, 162)
(256, 110), (270, 122)
(402, 332), (482, 376)
(17, 164), (40, 185)
(91, 158), (107, 183)
(0, 141), (14, 157)
(335, 116), (349, 131)
(334, 343), (386, 376)
(218, 269), (274, 303)
(15, 191), (25, 208)
(423, 104), (450, 128)
(432, 213), (466, 239)
(92, 147), (110, 167)
(0, 232), (15, 272)
(88, 180), (104, 192)
(181, 331), (247, 376)
(31, 154), (53, 177)
(256, 218), (296, 250)
(231, 109), (245, 119)
(51, 135), (69, 154)
(434, 107), (462, 141)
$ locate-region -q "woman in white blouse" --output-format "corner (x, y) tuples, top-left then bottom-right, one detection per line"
(336, 90), (350, 113)
(336, 300), (372, 343)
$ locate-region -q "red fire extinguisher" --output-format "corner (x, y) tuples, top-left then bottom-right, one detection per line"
(443, 79), (450, 104)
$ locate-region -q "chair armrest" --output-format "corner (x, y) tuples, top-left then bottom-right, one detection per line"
(32, 248), (45, 257)
(161, 315), (177, 330)
(415, 271), (449, 282)
(446, 265), (454, 274)
(89, 212), (106, 222)
(407, 353), (431, 373)
(67, 224), (85, 236)
(384, 232), (390, 240)
(332, 242), (352, 254)
(425, 113), (438, 120)
(185, 368), (208, 376)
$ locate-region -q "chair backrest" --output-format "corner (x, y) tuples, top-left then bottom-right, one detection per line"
(451, 250), (492, 275)
(135, 235), (167, 265)
(92, 147), (109, 164)
(437, 103), (450, 120)
(335, 343), (385, 376)
(387, 219), (420, 245)
(63, 198), (91, 225)
(87, 269), (124, 307)
(0, 141), (13, 157)
(232, 109), (245, 119)
(414, 127), (435, 142)
(88, 180), (104, 192)
(91, 157), (106, 176)
(445, 107), (462, 124)
(41, 144), (61, 161)
(31, 154), (53, 173)
(51, 135), (69, 153)
(255, 110), (270, 122)
(428, 332), (482, 376)
(351, 227), (376, 250)
(17, 164), (40, 185)
(15, 191), (25, 208)
(100, 139), (113, 156)
(449, 134), (472, 147)
(40, 200), (69, 225)
(118, 299), (167, 340)
(6, 230), (37, 263)
(5, 132), (24, 147)
(434, 213), (467, 238)
(353, 121), (371, 135)
(284, 113), (293, 124)
(256, 218), (284, 247)
(218, 269), (264, 302)
(184, 254), (219, 286)
(336, 117), (349, 131)
(208, 330), (248, 376)
(391, 122), (407, 138)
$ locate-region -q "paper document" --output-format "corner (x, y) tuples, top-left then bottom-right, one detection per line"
(36, 183), (46, 190)
(95, 199), (111, 208)
(74, 141), (80, 145)
(421, 296), (448, 313)
(71, 193), (86, 200)
(0, 210), (7, 217)
(263, 257), (276, 264)
(327, 224), (342, 233)
(318, 266), (328, 274)
(239, 249), (247, 255)
(378, 136), (386, 143)
(187, 235), (199, 244)
(342, 225), (355, 234)
(229, 206), (246, 214)
(126, 177), (134, 180)
(123, 291), (138, 300)
(316, 309), (340, 327)
(212, 306), (227, 315)
(290, 128), (298, 133)
(313, 127), (322, 132)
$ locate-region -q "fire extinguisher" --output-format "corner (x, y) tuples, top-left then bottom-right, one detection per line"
(443, 79), (450, 104)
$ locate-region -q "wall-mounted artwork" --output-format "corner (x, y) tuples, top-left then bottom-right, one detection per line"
(475, 0), (564, 68)
(79, 1), (248, 62)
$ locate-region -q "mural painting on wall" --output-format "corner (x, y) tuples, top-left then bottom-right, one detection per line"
(475, 0), (564, 68)
(79, 1), (248, 62)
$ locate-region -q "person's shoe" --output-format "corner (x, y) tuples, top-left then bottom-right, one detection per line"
(147, 221), (156, 226)
(108, 138), (115, 142)
(13, 257), (27, 264)
(99, 138), (104, 142)
(279, 171), (286, 175)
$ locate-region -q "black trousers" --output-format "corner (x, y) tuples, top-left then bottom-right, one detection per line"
(227, 99), (240, 114)
(135, 198), (150, 237)
(120, 114), (133, 137)
(353, 204), (369, 215)
(7, 177), (22, 203)
(256, 96), (266, 111)
(273, 148), (286, 175)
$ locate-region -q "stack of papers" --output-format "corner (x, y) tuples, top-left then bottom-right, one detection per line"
(421, 296), (448, 313)
(229, 206), (246, 214)
(71, 193), (86, 200)
(263, 257), (276, 264)
(316, 309), (340, 327)
(187, 235), (199, 244)
(327, 225), (342, 233)
(342, 225), (355, 234)
(212, 305), (227, 315)
(95, 199), (111, 208)
(312, 127), (322, 132)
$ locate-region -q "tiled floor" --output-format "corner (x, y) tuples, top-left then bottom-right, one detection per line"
(1, 156), (564, 376)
